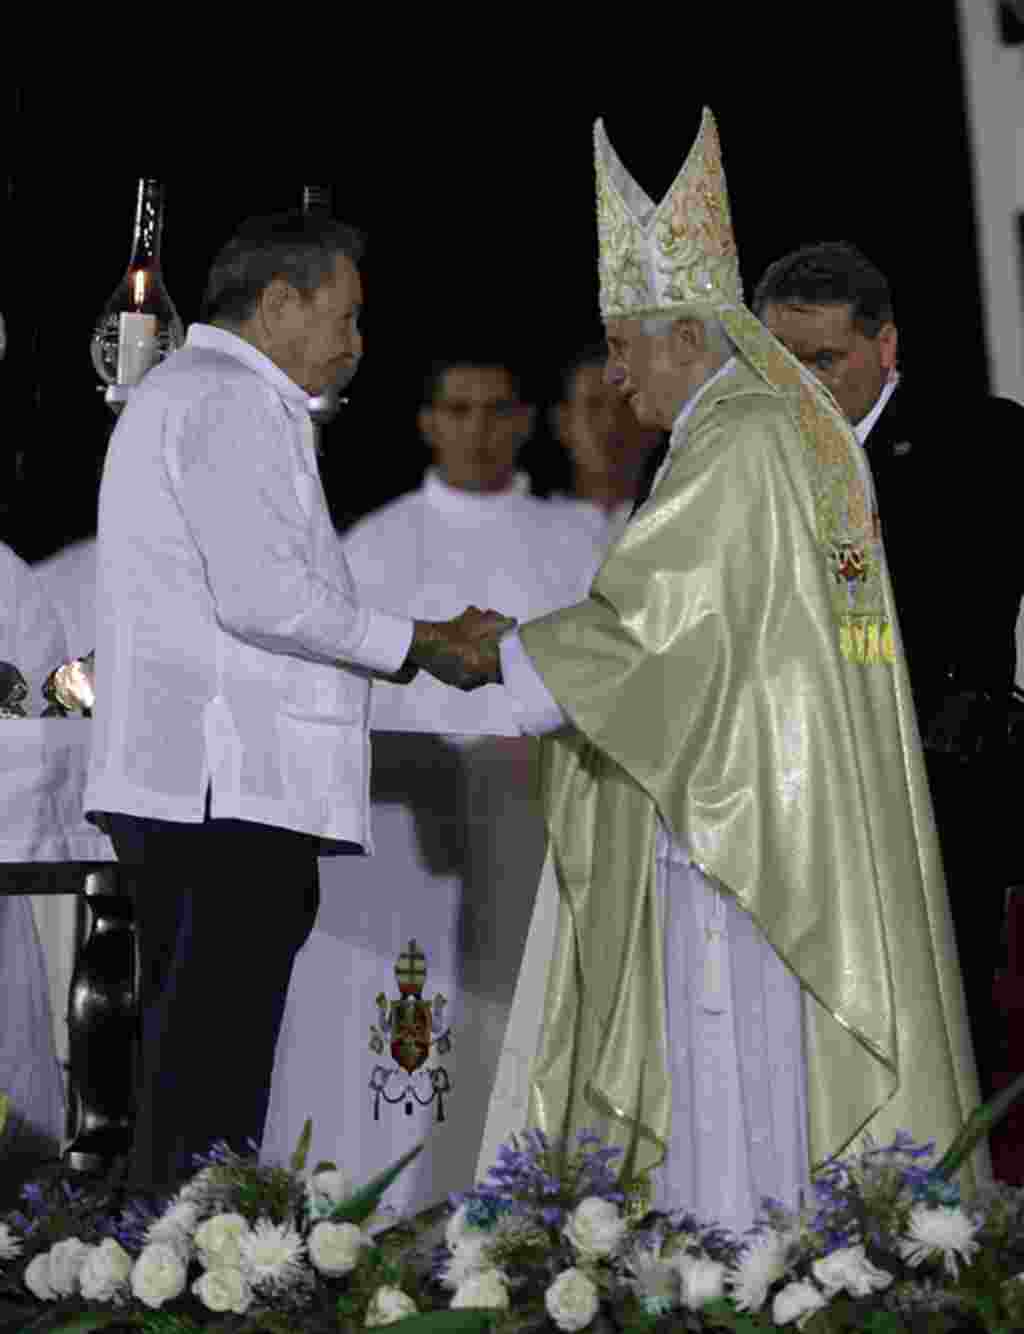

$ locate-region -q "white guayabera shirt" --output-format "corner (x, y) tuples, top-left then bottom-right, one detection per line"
(84, 324), (413, 849)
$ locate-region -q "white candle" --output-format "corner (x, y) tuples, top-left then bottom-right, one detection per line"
(117, 311), (158, 385)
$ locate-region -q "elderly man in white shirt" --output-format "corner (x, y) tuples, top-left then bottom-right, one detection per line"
(83, 212), (510, 1192)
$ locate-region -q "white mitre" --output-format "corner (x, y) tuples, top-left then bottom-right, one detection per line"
(594, 106), (742, 321)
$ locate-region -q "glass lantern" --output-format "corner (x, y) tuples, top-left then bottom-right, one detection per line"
(91, 178), (184, 410)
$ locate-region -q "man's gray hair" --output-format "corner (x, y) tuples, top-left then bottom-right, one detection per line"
(640, 310), (735, 362)
(201, 211), (365, 327)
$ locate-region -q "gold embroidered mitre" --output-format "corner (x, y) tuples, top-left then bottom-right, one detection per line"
(595, 107), (742, 320)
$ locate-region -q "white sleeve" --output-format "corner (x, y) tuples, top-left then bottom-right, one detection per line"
(173, 385), (412, 676)
(500, 629), (570, 735)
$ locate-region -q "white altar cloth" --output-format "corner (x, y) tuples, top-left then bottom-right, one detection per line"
(0, 720), (114, 1161)
(262, 728), (545, 1215)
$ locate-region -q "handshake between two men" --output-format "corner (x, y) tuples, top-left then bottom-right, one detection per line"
(385, 606), (517, 691)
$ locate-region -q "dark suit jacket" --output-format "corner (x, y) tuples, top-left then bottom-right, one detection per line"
(864, 383), (1024, 735)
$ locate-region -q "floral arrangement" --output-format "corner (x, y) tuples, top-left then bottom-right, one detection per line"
(4, 1090), (1024, 1333)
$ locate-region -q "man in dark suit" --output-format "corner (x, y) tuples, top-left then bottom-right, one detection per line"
(753, 240), (1024, 1098)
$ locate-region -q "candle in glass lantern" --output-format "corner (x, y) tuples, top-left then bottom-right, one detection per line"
(117, 310), (158, 385)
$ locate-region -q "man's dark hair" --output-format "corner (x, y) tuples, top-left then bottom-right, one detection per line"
(200, 211), (366, 325)
(751, 241), (894, 338)
(421, 357), (524, 406)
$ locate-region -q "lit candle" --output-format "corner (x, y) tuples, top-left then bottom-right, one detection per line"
(117, 272), (157, 385)
(117, 312), (158, 384)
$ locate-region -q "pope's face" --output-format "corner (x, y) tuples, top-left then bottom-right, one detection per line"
(419, 365), (533, 493)
(559, 363), (663, 478)
(760, 300), (897, 426)
(272, 252), (364, 397)
(603, 319), (689, 431)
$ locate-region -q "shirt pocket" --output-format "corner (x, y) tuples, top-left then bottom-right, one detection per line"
(276, 655), (368, 724)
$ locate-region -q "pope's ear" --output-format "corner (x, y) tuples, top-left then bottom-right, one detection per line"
(671, 317), (705, 361)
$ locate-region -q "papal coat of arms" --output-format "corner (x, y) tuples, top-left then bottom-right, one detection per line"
(369, 939), (452, 1121)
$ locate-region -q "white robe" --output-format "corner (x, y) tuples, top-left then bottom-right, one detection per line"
(260, 472), (602, 1212)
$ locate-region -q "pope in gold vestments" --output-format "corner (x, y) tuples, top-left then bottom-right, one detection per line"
(504, 110), (982, 1195)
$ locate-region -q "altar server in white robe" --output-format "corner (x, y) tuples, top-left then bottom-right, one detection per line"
(261, 359), (603, 1212)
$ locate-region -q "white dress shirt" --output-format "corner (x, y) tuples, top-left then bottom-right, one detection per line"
(84, 324), (412, 849)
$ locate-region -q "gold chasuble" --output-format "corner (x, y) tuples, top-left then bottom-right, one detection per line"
(521, 111), (981, 1192)
(522, 354), (980, 1188)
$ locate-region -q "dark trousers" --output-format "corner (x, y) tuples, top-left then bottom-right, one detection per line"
(925, 751), (1007, 1102)
(103, 808), (320, 1192)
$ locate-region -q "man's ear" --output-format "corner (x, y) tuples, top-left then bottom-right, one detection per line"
(671, 317), (705, 363)
(877, 322), (899, 373)
(417, 404), (437, 448)
(258, 278), (294, 331)
(517, 403), (537, 443)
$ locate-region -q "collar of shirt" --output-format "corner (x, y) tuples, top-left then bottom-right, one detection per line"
(185, 324), (313, 411)
(422, 467), (531, 519)
(855, 370), (901, 445)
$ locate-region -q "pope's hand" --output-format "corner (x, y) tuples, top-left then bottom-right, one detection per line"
(406, 606), (517, 691)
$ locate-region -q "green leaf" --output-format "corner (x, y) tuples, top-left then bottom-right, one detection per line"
(0, 1093), (8, 1141)
(311, 1160), (337, 1174)
(699, 1297), (773, 1332)
(379, 1314), (496, 1333)
(35, 1316), (134, 1334)
(934, 1070), (1024, 1180)
(330, 1142), (424, 1225)
(288, 1116), (313, 1175)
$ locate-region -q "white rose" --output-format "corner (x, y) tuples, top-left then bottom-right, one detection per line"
(365, 1284), (418, 1326)
(451, 1267), (511, 1311)
(676, 1253), (727, 1309)
(308, 1221), (364, 1276)
(812, 1244), (893, 1298)
(194, 1213), (250, 1269)
(193, 1265), (252, 1314)
(772, 1278), (827, 1327)
(563, 1196), (628, 1261)
(48, 1238), (90, 1296)
(0, 1222), (22, 1261)
(445, 1201), (484, 1250)
(24, 1252), (56, 1301)
(442, 1235), (491, 1288)
(545, 1267), (601, 1332)
(79, 1239), (134, 1303)
(130, 1242), (187, 1308)
(307, 1168), (352, 1218)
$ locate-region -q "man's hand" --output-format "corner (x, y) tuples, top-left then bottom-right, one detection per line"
(406, 606), (517, 691)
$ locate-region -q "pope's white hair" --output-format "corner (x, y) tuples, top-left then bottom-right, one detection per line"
(640, 309), (734, 363)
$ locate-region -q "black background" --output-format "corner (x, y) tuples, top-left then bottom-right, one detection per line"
(1, 11), (994, 561)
